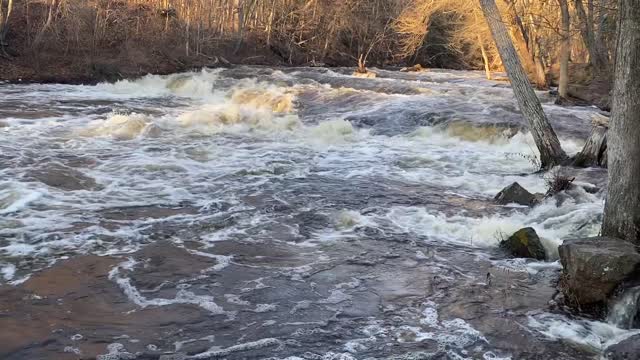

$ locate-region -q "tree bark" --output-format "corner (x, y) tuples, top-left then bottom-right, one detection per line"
(558, 0), (570, 99)
(479, 0), (567, 169)
(602, 0), (640, 245)
(574, 0), (608, 71)
(573, 125), (607, 167)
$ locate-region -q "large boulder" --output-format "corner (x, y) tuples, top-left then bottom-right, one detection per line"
(605, 334), (640, 360)
(500, 227), (547, 260)
(559, 237), (640, 314)
(494, 182), (540, 207)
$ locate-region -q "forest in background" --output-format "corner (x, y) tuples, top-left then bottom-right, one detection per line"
(0, 0), (618, 107)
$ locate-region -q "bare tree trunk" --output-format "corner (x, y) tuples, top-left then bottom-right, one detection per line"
(0, 0), (5, 48)
(574, 0), (608, 71)
(502, 0), (547, 88)
(558, 0), (570, 99)
(234, 0), (245, 54)
(33, 0), (56, 49)
(0, 0), (13, 51)
(478, 35), (492, 80)
(602, 0), (640, 245)
(479, 0), (567, 168)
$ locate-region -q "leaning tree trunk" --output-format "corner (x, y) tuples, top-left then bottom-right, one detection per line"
(602, 0), (640, 245)
(558, 0), (570, 99)
(479, 0), (567, 169)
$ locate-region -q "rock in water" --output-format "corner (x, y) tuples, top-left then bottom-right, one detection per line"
(494, 182), (539, 206)
(500, 227), (547, 260)
(559, 237), (640, 314)
(27, 164), (101, 191)
(605, 334), (640, 360)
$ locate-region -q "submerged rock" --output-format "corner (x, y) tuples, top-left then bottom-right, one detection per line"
(605, 334), (640, 360)
(0, 121), (8, 128)
(27, 164), (101, 191)
(500, 227), (547, 260)
(494, 182), (539, 207)
(559, 237), (640, 314)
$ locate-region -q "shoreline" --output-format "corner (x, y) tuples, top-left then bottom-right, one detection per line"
(0, 56), (610, 112)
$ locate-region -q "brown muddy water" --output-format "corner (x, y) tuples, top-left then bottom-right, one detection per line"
(0, 67), (636, 359)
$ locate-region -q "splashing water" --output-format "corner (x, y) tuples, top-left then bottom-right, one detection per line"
(608, 286), (640, 330)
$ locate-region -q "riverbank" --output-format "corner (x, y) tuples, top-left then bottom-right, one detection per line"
(1, 52), (611, 112)
(0, 43), (288, 85)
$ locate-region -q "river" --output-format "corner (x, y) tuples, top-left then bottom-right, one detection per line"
(0, 67), (637, 359)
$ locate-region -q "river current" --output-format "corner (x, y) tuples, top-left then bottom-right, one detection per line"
(0, 67), (637, 359)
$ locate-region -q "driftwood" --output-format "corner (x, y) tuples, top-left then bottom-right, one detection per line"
(573, 114), (609, 168)
(400, 64), (425, 72)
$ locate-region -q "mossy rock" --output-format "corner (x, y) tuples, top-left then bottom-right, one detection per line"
(500, 227), (546, 260)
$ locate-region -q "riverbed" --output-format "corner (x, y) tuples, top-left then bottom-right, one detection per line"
(0, 67), (635, 359)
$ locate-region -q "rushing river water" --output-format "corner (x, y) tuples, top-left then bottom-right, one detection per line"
(0, 67), (638, 359)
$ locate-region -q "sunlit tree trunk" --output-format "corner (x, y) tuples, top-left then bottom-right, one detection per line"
(602, 0), (640, 245)
(558, 0), (570, 99)
(0, 0), (14, 51)
(480, 0), (567, 168)
(478, 34), (492, 79)
(502, 0), (547, 88)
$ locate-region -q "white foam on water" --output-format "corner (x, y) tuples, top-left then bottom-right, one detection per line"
(253, 303), (278, 313)
(380, 190), (602, 256)
(109, 258), (226, 315)
(189, 338), (282, 359)
(1, 263), (16, 281)
(93, 69), (224, 99)
(79, 113), (152, 140)
(528, 312), (640, 351)
(0, 182), (43, 215)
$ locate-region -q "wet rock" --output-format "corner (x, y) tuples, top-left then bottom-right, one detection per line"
(0, 121), (8, 128)
(605, 334), (640, 360)
(142, 123), (163, 138)
(27, 163), (101, 191)
(500, 228), (546, 260)
(559, 237), (640, 314)
(494, 182), (539, 206)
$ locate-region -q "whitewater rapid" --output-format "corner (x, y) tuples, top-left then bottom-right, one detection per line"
(0, 67), (632, 359)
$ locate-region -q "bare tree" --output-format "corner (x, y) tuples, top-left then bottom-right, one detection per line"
(602, 0), (640, 245)
(558, 0), (570, 99)
(479, 0), (567, 168)
(0, 0), (13, 54)
(574, 0), (609, 71)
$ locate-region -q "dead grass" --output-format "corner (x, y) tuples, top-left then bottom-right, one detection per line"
(544, 168), (575, 197)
